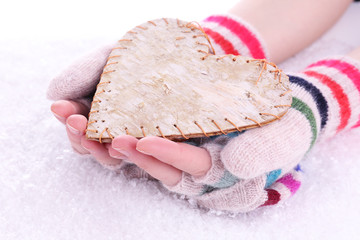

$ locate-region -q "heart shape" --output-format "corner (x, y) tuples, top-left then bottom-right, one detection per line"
(86, 18), (292, 143)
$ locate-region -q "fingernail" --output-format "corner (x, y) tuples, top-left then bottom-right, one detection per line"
(111, 152), (128, 159)
(135, 147), (149, 155)
(82, 145), (91, 152)
(51, 110), (65, 121)
(67, 124), (81, 135)
(113, 148), (130, 158)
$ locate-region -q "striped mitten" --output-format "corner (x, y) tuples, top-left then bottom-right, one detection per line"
(163, 15), (360, 212)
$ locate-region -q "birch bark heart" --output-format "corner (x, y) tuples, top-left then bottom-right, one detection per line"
(86, 18), (292, 142)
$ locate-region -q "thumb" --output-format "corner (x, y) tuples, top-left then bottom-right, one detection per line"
(47, 43), (116, 101)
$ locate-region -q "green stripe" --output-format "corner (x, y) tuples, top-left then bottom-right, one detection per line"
(291, 97), (318, 151)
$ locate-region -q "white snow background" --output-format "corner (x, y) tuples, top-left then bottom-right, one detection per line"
(1, 1), (360, 239)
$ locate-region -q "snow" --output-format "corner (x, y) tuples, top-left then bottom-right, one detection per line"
(1, 1), (360, 239)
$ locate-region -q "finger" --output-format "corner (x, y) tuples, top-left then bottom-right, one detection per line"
(136, 136), (212, 177)
(81, 136), (124, 167)
(112, 135), (182, 186)
(66, 114), (89, 154)
(51, 100), (89, 124)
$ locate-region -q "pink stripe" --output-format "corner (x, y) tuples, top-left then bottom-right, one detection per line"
(276, 174), (301, 196)
(304, 70), (351, 132)
(204, 16), (266, 59)
(203, 27), (240, 55)
(308, 59), (360, 128)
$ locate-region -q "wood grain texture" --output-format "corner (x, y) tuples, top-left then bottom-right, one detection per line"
(86, 18), (292, 142)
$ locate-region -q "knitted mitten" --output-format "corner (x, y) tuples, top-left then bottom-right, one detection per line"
(162, 15), (360, 212)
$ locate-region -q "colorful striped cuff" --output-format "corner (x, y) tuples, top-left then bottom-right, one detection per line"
(306, 57), (360, 130)
(202, 14), (268, 59)
(287, 57), (360, 142)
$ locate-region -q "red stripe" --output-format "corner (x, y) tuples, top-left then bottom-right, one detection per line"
(203, 27), (239, 55)
(304, 70), (351, 132)
(308, 59), (360, 128)
(204, 16), (266, 59)
(261, 189), (280, 207)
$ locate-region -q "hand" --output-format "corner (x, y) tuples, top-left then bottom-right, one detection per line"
(109, 113), (304, 212)
(50, 97), (302, 212)
(49, 97), (214, 179)
(47, 35), (302, 212)
(50, 100), (126, 169)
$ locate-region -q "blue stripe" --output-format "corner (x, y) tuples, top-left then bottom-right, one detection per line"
(224, 131), (244, 139)
(289, 75), (328, 129)
(265, 169), (282, 188)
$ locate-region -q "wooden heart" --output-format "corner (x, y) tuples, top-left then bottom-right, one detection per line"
(86, 18), (292, 143)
